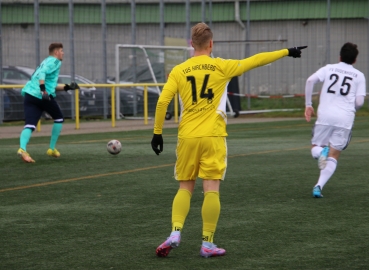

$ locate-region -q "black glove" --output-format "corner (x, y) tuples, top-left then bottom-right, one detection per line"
(40, 84), (50, 101)
(288, 46), (308, 58)
(151, 134), (163, 155)
(64, 81), (80, 92)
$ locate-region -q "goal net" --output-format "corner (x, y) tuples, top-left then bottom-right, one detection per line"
(114, 44), (193, 119)
(213, 39), (306, 115)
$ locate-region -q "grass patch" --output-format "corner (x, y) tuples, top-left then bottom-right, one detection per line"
(239, 95), (369, 118)
(1, 119), (369, 269)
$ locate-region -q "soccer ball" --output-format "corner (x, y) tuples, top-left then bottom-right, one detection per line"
(107, 139), (121, 155)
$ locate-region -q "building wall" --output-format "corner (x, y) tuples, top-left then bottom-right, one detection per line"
(3, 18), (366, 95)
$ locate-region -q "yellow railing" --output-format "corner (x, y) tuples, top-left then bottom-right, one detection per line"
(0, 83), (179, 130)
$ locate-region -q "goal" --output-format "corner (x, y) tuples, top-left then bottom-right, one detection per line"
(114, 44), (242, 120)
(114, 44), (193, 119)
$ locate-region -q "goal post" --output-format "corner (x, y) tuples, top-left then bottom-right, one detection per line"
(114, 44), (194, 119)
(114, 44), (238, 120)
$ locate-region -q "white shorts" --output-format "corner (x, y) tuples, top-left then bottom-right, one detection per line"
(311, 124), (352, 151)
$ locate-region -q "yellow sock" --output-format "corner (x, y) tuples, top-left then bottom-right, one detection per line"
(171, 189), (192, 232)
(201, 191), (220, 243)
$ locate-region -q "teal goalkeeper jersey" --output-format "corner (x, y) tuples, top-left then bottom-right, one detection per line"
(22, 56), (62, 99)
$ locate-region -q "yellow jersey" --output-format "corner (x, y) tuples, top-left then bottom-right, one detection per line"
(154, 49), (289, 138)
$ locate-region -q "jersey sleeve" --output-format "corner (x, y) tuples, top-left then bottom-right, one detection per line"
(305, 73), (320, 106)
(221, 49), (289, 78)
(314, 66), (327, 82)
(153, 69), (178, 134)
(356, 74), (366, 97)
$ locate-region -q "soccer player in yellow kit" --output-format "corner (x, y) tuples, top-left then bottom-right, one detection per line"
(151, 22), (307, 258)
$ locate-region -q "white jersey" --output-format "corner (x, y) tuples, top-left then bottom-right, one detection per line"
(315, 62), (366, 129)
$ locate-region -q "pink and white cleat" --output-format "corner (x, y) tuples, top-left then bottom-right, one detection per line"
(200, 242), (226, 258)
(156, 231), (181, 257)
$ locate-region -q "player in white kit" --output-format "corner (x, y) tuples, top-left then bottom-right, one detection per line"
(304, 42), (366, 198)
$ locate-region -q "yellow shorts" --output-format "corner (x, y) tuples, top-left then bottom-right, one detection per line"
(174, 137), (227, 181)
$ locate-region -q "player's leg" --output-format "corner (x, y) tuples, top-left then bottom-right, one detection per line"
(18, 93), (43, 163)
(310, 125), (331, 196)
(313, 128), (350, 198)
(44, 97), (64, 157)
(156, 138), (200, 257)
(202, 180), (220, 244)
(313, 147), (340, 196)
(199, 137), (227, 258)
(172, 180), (195, 232)
(156, 180), (195, 257)
(310, 124), (331, 169)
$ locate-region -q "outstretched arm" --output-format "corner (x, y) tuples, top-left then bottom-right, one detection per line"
(225, 46), (307, 77)
(56, 82), (80, 92)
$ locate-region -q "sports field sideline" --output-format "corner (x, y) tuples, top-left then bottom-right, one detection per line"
(0, 117), (303, 139)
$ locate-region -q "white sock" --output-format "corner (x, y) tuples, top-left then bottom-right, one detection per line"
(170, 231), (180, 237)
(315, 157), (337, 190)
(311, 146), (323, 159)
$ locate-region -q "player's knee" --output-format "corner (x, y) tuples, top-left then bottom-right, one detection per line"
(24, 125), (36, 132)
(54, 118), (64, 124)
(311, 146), (322, 159)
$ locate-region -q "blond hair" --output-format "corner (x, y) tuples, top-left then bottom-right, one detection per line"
(191, 22), (213, 50)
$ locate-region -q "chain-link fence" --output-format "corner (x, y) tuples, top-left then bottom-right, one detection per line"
(0, 0), (367, 122)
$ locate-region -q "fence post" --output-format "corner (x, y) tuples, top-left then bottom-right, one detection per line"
(101, 0), (108, 119)
(202, 0), (206, 22)
(75, 90), (80, 130)
(160, 0), (164, 46)
(34, 0), (40, 66)
(144, 85), (148, 125)
(186, 0), (190, 40)
(111, 86), (116, 127)
(326, 0), (331, 65)
(0, 0), (3, 124)
(245, 0), (251, 109)
(208, 0), (212, 29)
(69, 0), (76, 120)
(115, 45), (121, 120)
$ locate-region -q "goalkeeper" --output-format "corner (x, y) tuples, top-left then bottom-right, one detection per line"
(17, 43), (79, 163)
(151, 22), (307, 258)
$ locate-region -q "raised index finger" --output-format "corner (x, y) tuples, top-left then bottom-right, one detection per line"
(297, 46), (308, 50)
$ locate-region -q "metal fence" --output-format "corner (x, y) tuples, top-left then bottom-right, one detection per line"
(0, 0), (367, 123)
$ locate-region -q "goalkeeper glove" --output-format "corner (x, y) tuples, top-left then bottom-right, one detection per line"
(40, 84), (50, 101)
(151, 134), (163, 155)
(288, 46), (308, 58)
(64, 81), (80, 92)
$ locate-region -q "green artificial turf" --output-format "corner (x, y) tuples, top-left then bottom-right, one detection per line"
(1, 118), (368, 269)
